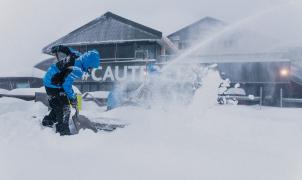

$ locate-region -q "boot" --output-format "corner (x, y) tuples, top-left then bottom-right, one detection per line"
(56, 123), (71, 136)
(42, 116), (55, 128)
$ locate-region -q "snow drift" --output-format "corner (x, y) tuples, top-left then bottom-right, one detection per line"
(1, 71), (302, 180)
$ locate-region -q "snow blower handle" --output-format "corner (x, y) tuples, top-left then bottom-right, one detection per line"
(70, 105), (80, 135)
(74, 107), (79, 118)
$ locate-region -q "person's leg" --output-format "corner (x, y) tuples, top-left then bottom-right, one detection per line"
(42, 109), (56, 127)
(55, 106), (71, 136)
(42, 88), (59, 127)
(54, 93), (71, 136)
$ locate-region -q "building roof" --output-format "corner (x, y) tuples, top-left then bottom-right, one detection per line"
(43, 11), (163, 54)
(168, 16), (226, 42)
(34, 57), (56, 71)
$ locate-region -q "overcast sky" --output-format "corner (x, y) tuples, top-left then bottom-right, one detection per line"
(0, 0), (300, 75)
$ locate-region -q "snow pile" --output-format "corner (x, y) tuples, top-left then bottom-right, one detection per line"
(0, 88), (9, 94)
(0, 86), (81, 97)
(1, 71), (302, 180)
(5, 87), (45, 96)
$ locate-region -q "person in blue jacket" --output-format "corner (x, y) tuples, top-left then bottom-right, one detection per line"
(106, 83), (123, 111)
(42, 45), (100, 135)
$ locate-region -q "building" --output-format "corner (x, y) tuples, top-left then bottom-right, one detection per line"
(38, 12), (302, 105)
(168, 17), (226, 50)
(167, 16), (279, 55)
(168, 16), (302, 104)
(40, 11), (176, 92)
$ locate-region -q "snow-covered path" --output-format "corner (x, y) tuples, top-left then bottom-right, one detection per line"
(1, 95), (302, 180)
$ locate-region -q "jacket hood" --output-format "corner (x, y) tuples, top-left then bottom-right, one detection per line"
(80, 50), (100, 72)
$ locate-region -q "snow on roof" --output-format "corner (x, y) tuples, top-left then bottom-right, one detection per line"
(5, 87), (46, 96)
(0, 88), (9, 94)
(0, 85), (81, 97)
(43, 12), (163, 54)
(168, 16), (226, 40)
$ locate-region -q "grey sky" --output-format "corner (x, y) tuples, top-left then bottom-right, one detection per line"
(0, 0), (300, 74)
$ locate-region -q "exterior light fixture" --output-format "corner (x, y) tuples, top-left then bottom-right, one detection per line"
(280, 68), (289, 77)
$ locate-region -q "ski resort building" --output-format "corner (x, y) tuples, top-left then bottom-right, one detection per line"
(168, 17), (302, 105)
(167, 17), (226, 50)
(39, 12), (176, 92)
(35, 12), (302, 106)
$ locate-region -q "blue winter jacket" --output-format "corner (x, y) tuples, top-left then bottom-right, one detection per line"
(107, 88), (122, 109)
(43, 49), (100, 100)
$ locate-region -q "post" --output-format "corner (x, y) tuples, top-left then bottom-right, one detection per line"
(280, 88), (283, 108)
(260, 86), (263, 109)
(114, 43), (117, 61)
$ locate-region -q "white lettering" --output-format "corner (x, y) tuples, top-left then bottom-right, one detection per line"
(115, 66), (128, 81)
(82, 73), (89, 81)
(91, 65), (148, 82)
(91, 67), (103, 81)
(128, 66), (140, 81)
(103, 66), (115, 81)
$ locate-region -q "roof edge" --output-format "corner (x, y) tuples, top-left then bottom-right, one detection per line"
(105, 12), (162, 38)
(42, 39), (162, 54)
(42, 11), (163, 54)
(167, 16), (226, 38)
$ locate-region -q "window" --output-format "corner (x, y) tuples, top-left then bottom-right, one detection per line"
(116, 43), (134, 59)
(135, 50), (148, 59)
(135, 44), (155, 59)
(16, 82), (30, 88)
(0, 80), (10, 90)
(90, 84), (99, 92)
(96, 45), (115, 59)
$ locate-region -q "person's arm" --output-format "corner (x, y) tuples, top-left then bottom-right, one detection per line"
(62, 67), (83, 100)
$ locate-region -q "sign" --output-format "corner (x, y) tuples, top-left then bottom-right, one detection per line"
(91, 65), (147, 82)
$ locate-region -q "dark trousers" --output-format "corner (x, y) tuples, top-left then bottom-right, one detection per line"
(42, 87), (71, 136)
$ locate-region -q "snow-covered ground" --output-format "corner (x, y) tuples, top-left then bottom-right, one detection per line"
(1, 72), (302, 180)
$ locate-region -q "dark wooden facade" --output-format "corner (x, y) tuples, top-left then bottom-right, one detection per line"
(0, 77), (43, 90)
(70, 41), (162, 61)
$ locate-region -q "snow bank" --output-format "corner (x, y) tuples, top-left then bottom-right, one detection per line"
(5, 87), (45, 96)
(0, 86), (81, 97)
(0, 88), (9, 94)
(1, 72), (302, 180)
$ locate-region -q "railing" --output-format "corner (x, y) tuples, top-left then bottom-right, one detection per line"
(280, 88), (302, 107)
(82, 92), (106, 106)
(218, 87), (263, 107)
(219, 87), (302, 108)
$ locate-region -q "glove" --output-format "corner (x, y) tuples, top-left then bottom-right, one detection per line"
(70, 97), (78, 109)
